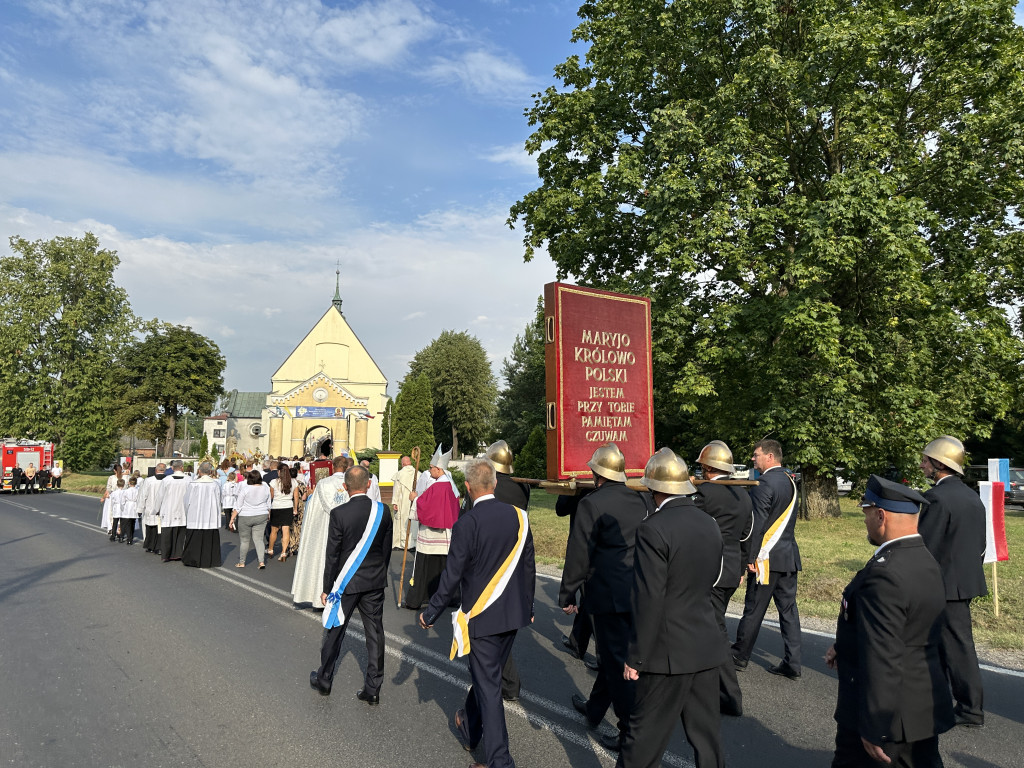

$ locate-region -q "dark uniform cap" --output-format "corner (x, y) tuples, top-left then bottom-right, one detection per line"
(860, 474), (928, 514)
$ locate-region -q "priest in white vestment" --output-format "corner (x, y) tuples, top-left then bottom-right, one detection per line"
(391, 456), (418, 550)
(182, 461), (223, 568)
(291, 456), (349, 608)
(156, 460), (190, 562)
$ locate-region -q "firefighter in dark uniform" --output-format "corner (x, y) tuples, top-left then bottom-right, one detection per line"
(559, 442), (651, 752)
(618, 448), (726, 768)
(461, 440), (531, 702)
(918, 436), (987, 727)
(556, 487), (598, 669)
(826, 475), (954, 768)
(694, 440), (753, 717)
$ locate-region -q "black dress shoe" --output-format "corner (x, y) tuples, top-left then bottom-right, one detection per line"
(572, 694), (601, 728)
(309, 671), (331, 696)
(560, 634), (583, 659)
(454, 708), (475, 751)
(502, 694), (519, 702)
(597, 731), (623, 752)
(584, 657), (600, 671)
(732, 655), (748, 670)
(356, 689), (379, 706)
(954, 713), (984, 728)
(767, 662), (801, 680)
(721, 701), (743, 717)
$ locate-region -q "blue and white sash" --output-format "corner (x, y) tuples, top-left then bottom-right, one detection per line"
(322, 501), (386, 629)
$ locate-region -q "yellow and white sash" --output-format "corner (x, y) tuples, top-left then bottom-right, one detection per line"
(754, 474), (797, 585)
(450, 505), (529, 660)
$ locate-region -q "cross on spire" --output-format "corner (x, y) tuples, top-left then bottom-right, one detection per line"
(332, 259), (343, 312)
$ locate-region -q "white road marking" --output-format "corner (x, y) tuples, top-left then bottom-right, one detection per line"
(200, 567), (693, 768)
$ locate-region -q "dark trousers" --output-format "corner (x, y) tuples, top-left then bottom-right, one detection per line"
(502, 655), (521, 700)
(732, 570), (802, 671)
(832, 725), (943, 768)
(52, 475), (62, 489)
(143, 524), (160, 551)
(569, 594), (594, 657)
(586, 612), (636, 734)
(121, 518), (136, 542)
(939, 599), (984, 722)
(463, 630), (517, 768)
(616, 667), (722, 768)
(710, 585), (742, 714)
(315, 589), (385, 695)
(160, 525), (186, 560)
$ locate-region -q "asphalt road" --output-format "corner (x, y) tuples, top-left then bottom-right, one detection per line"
(1, 491), (1021, 768)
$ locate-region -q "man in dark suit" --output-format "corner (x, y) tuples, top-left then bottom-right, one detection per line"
(826, 475), (954, 767)
(695, 440), (753, 717)
(309, 465), (393, 704)
(918, 436), (987, 727)
(462, 440), (533, 702)
(617, 448), (725, 768)
(419, 458), (536, 768)
(559, 442), (652, 752)
(555, 488), (598, 668)
(731, 438), (803, 679)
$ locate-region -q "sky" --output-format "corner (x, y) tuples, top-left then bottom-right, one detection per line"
(0, 0), (584, 399)
(2, 1), (1023, 402)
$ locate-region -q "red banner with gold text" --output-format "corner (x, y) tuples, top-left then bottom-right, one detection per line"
(544, 282), (654, 479)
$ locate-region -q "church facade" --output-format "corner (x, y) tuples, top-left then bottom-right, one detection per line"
(205, 282), (388, 459)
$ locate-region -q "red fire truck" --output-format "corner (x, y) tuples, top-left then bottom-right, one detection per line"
(2, 439), (55, 491)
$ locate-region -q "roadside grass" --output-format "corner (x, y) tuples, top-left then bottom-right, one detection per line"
(528, 492), (1024, 650)
(62, 471), (109, 497)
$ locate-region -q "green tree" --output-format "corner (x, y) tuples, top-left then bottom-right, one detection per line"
(0, 233), (136, 469)
(199, 433), (209, 460)
(407, 330), (498, 458)
(511, 0), (1024, 517)
(515, 425), (548, 481)
(211, 442), (221, 467)
(495, 298), (547, 454)
(391, 373), (435, 461)
(121, 323), (226, 457)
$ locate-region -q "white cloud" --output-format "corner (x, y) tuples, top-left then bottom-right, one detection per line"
(0, 203), (557, 395)
(425, 50), (536, 101)
(263, 308), (282, 318)
(482, 143), (537, 174)
(314, 0), (440, 68)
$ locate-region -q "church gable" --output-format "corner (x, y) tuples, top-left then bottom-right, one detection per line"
(271, 306), (386, 389)
(270, 373), (368, 409)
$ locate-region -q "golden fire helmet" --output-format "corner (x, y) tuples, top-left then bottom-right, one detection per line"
(922, 435), (965, 475)
(642, 447), (697, 495)
(697, 440), (734, 474)
(587, 443), (627, 483)
(486, 439), (514, 475)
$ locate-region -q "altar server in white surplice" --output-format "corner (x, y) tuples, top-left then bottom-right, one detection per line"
(291, 456), (350, 608)
(157, 460), (190, 562)
(140, 464), (165, 553)
(182, 461), (223, 568)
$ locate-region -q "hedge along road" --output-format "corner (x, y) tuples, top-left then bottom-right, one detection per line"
(1, 490), (1022, 768)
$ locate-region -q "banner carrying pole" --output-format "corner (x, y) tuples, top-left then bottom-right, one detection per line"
(993, 562), (1000, 618)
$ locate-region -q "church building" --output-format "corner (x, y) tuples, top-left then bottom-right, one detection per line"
(205, 275), (388, 459)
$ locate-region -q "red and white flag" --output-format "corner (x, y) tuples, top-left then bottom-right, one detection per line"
(979, 481), (1009, 563)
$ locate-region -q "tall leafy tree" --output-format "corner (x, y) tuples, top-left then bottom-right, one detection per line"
(0, 233), (135, 469)
(391, 373), (435, 461)
(511, 0), (1024, 516)
(407, 330), (498, 457)
(495, 298), (547, 454)
(121, 323), (225, 457)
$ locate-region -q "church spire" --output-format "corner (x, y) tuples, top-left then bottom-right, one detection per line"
(332, 261), (343, 313)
